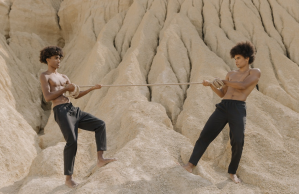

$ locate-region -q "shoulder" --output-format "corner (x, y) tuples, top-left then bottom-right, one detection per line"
(61, 74), (69, 79)
(250, 68), (260, 72)
(249, 68), (261, 76)
(40, 71), (48, 79)
(61, 74), (71, 82)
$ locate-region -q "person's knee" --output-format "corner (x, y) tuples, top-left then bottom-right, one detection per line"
(99, 120), (106, 129)
(231, 140), (244, 150)
(95, 120), (106, 132)
(66, 136), (77, 147)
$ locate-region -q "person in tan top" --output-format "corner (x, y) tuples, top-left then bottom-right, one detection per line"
(39, 46), (116, 188)
(183, 41), (261, 183)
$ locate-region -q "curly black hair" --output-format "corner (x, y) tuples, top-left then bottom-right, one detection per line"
(39, 46), (63, 64)
(230, 41), (255, 64)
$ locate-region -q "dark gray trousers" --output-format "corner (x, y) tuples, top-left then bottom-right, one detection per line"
(53, 103), (106, 175)
(189, 100), (246, 174)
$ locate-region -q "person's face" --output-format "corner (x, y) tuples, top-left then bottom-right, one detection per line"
(47, 55), (61, 68)
(234, 54), (249, 68)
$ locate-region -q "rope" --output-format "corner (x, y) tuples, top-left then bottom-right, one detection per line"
(64, 79), (224, 98)
(78, 82), (204, 88)
(64, 84), (80, 98)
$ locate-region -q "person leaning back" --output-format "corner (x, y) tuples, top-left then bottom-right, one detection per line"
(39, 46), (116, 188)
(183, 41), (261, 184)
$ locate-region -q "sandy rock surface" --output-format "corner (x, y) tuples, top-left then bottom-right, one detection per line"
(0, 0), (298, 193)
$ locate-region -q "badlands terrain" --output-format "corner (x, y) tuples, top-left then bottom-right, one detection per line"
(0, 0), (299, 193)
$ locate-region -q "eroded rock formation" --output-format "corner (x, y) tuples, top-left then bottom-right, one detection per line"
(0, 0), (298, 193)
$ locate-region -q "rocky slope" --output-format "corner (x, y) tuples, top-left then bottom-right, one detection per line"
(0, 0), (298, 193)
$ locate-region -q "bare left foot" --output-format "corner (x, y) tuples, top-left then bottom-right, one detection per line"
(182, 162), (195, 173)
(65, 175), (78, 188)
(229, 174), (241, 184)
(97, 158), (117, 168)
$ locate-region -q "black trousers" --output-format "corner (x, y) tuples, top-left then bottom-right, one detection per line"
(189, 100), (246, 174)
(53, 103), (106, 175)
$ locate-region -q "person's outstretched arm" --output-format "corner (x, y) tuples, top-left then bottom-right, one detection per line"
(74, 84), (102, 99)
(61, 75), (102, 99)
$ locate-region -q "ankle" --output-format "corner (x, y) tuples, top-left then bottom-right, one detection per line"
(97, 151), (104, 159)
(66, 175), (72, 181)
(98, 157), (105, 161)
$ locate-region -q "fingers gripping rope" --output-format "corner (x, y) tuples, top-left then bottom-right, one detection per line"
(211, 79), (224, 89)
(64, 84), (80, 98)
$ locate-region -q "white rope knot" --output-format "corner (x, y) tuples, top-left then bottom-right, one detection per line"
(211, 79), (224, 89)
(64, 84), (80, 98)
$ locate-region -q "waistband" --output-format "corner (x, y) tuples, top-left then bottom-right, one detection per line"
(53, 102), (73, 111)
(221, 99), (246, 104)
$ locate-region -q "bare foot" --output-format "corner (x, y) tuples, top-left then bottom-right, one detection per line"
(229, 174), (241, 184)
(65, 179), (78, 188)
(97, 158), (117, 168)
(182, 162), (194, 173)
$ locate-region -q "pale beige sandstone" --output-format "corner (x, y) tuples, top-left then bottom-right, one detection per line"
(9, 0), (62, 45)
(0, 0), (299, 194)
(115, 0), (150, 58)
(148, 22), (188, 125)
(218, 0), (299, 113)
(267, 0), (299, 65)
(8, 32), (46, 77)
(58, 0), (132, 77)
(0, 0), (10, 37)
(202, 0), (236, 69)
(275, 0), (299, 22)
(180, 0), (203, 38)
(252, 0), (286, 53)
(0, 36), (40, 188)
(0, 35), (44, 132)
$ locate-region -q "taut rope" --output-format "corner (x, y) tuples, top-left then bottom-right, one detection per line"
(78, 82), (203, 88)
(64, 80), (224, 98)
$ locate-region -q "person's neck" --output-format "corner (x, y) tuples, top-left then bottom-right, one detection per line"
(238, 65), (250, 72)
(47, 65), (58, 74)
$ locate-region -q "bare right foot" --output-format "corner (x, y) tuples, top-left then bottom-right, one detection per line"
(97, 158), (117, 168)
(65, 176), (78, 188)
(229, 174), (241, 184)
(182, 162), (194, 173)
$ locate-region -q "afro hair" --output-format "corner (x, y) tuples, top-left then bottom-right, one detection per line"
(39, 46), (63, 64)
(230, 41), (255, 64)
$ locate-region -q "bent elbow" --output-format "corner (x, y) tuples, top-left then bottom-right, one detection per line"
(44, 96), (51, 102)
